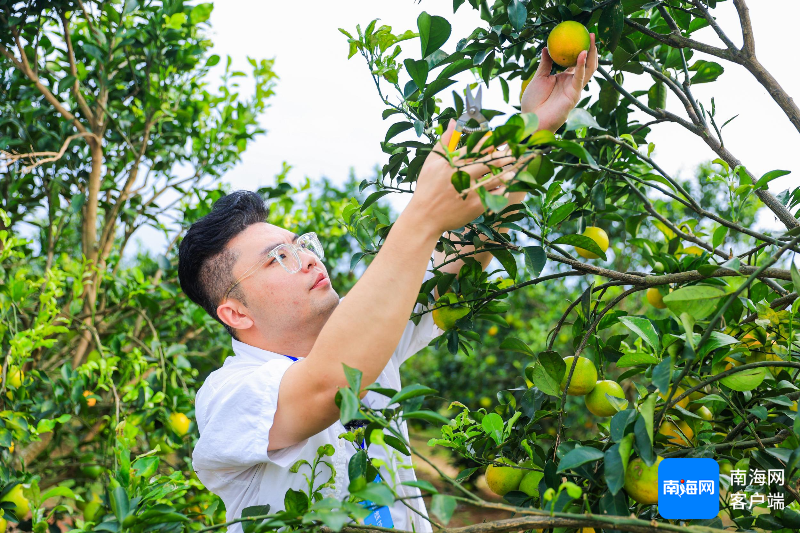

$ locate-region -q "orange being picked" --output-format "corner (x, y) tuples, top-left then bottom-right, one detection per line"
(432, 292), (470, 331)
(485, 457), (525, 496)
(646, 288), (666, 309)
(624, 456), (663, 505)
(658, 419), (694, 446)
(585, 380), (627, 417)
(574, 226), (609, 260)
(560, 356), (597, 396)
(520, 76), (532, 102)
(547, 21), (591, 68)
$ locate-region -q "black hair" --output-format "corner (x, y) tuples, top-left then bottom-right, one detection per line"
(178, 190), (269, 338)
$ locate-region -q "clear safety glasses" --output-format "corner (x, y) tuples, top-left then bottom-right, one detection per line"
(222, 232), (324, 303)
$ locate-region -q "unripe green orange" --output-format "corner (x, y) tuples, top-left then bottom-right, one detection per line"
(559, 356), (598, 396)
(574, 227), (609, 260)
(624, 456), (663, 505)
(585, 380), (627, 417)
(485, 458), (525, 496)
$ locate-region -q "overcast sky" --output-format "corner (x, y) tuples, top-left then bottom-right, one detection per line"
(134, 0), (799, 255)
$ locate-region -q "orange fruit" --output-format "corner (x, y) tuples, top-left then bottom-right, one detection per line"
(432, 293), (470, 331)
(559, 356), (598, 396)
(485, 458), (525, 496)
(659, 419), (694, 446)
(659, 387), (690, 409)
(574, 226), (609, 260)
(585, 380), (627, 417)
(624, 456), (663, 505)
(83, 390), (97, 407)
(546, 21), (591, 68)
(646, 288), (666, 309)
(168, 412), (191, 437)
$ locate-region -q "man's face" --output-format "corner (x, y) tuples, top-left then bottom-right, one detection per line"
(221, 222), (339, 336)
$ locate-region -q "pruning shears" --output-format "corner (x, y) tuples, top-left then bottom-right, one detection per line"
(447, 85), (490, 152)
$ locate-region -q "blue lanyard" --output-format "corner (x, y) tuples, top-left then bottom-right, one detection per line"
(282, 354), (298, 361)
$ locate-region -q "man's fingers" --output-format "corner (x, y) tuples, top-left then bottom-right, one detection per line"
(434, 119), (457, 155)
(586, 33), (598, 78)
(534, 47), (553, 78)
(571, 49), (588, 93)
(459, 150), (516, 180)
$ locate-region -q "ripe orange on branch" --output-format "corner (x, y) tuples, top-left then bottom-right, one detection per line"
(547, 21), (591, 68)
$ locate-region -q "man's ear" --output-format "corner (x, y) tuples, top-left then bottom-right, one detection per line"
(217, 300), (254, 332)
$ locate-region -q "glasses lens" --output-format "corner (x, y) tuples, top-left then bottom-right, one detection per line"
(298, 233), (324, 259)
(274, 245), (302, 273)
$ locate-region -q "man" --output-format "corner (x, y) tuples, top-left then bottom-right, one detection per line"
(178, 37), (597, 532)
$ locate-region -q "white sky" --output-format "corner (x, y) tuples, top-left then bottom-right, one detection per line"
(134, 0), (799, 254)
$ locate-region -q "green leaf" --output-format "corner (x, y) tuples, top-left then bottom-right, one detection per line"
(284, 489), (309, 515)
(404, 58), (429, 90)
(490, 247), (517, 281)
(549, 202), (576, 226)
(431, 494), (457, 525)
(385, 122), (413, 143)
(418, 12), (451, 59)
(402, 480), (438, 493)
(482, 413), (504, 445)
(499, 336), (536, 356)
(551, 234), (607, 261)
(546, 140), (600, 169)
(712, 226), (728, 249)
(361, 190), (391, 212)
(689, 60), (724, 84)
(110, 486), (131, 524)
(662, 285), (726, 321)
(424, 78), (458, 100)
(557, 446), (604, 472)
(387, 384), (438, 406)
(402, 410), (450, 425)
(598, 0), (624, 52)
(164, 12), (187, 29)
(40, 486), (77, 501)
(565, 108), (606, 132)
(342, 363), (363, 393)
(526, 351), (566, 397)
(338, 388), (363, 425)
(640, 393), (656, 445)
(352, 483), (395, 507)
(384, 435), (411, 456)
(791, 263), (800, 293)
(189, 3), (213, 25)
(615, 352), (659, 368)
(350, 252), (366, 271)
(604, 443), (626, 494)
(523, 246), (546, 277)
(652, 356), (672, 394)
(618, 316), (660, 353)
(754, 169), (791, 190)
(349, 450), (368, 490)
(647, 81), (667, 109)
(507, 0), (527, 31)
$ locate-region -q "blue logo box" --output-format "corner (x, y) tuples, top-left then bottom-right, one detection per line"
(658, 458), (719, 519)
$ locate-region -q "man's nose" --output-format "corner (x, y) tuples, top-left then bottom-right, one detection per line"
(299, 248), (319, 271)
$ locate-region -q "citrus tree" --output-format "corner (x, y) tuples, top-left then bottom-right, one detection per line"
(310, 1), (800, 532)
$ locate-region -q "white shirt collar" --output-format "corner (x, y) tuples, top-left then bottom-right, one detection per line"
(230, 338), (297, 363)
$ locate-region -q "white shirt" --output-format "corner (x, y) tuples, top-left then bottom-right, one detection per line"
(192, 261), (443, 532)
